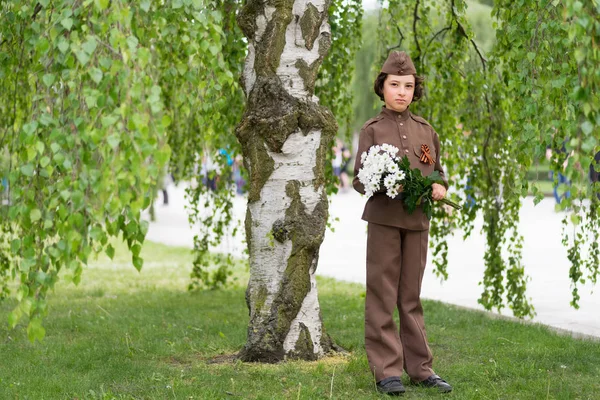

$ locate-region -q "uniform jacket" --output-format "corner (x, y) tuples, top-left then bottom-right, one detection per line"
(353, 106), (448, 231)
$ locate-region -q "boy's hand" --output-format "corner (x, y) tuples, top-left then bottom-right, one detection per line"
(432, 183), (446, 201)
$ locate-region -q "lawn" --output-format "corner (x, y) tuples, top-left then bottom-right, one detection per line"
(1, 241), (599, 399)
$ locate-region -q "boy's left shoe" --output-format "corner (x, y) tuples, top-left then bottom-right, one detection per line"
(414, 374), (452, 393)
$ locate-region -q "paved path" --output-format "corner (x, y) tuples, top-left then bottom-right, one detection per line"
(145, 184), (600, 338)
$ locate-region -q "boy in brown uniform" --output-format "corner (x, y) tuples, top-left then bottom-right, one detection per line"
(353, 51), (452, 395)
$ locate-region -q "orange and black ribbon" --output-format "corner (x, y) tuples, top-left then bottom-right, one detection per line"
(419, 144), (435, 165)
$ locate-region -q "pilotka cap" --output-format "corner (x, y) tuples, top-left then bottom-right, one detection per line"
(380, 51), (417, 75)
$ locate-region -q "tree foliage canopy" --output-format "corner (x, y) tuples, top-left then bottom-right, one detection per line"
(374, 0), (599, 317)
(0, 0), (598, 340)
(0, 0), (362, 340)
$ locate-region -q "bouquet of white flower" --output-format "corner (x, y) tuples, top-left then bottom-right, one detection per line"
(357, 144), (406, 198)
(357, 144), (460, 219)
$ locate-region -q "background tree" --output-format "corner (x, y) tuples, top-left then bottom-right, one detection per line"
(369, 0), (599, 317)
(0, 0), (171, 341)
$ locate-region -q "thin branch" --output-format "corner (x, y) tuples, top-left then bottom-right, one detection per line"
(387, 26), (405, 51)
(32, 3), (42, 21)
(386, 9), (405, 52)
(425, 26), (451, 51)
(470, 38), (487, 72)
(421, 26), (451, 62)
(97, 40), (123, 59)
(450, 0), (487, 70)
(413, 0), (421, 63)
(448, 0), (493, 207)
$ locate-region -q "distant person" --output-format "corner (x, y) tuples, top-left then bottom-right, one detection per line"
(233, 154), (246, 195)
(546, 142), (571, 205)
(160, 168), (171, 206)
(1, 176), (7, 205)
(340, 143), (352, 191)
(332, 140), (343, 183)
(332, 139), (352, 191)
(590, 150), (600, 201)
(201, 153), (219, 192)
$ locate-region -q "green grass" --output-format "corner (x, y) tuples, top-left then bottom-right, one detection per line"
(1, 241), (599, 399)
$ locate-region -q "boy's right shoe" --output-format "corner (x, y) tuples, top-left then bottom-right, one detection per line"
(414, 374), (453, 393)
(376, 376), (406, 395)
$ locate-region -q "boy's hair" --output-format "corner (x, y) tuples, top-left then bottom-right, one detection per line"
(373, 72), (425, 102)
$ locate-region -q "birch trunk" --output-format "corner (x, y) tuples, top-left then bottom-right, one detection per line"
(236, 0), (337, 362)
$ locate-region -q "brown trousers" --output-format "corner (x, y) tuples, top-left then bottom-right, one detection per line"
(365, 222), (434, 382)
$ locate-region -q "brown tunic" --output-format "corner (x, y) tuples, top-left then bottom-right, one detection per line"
(353, 106), (448, 231)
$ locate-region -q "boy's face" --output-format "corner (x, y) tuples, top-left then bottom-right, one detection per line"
(383, 74), (415, 113)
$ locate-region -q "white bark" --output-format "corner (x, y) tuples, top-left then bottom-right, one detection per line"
(243, 44), (257, 95)
(276, 0), (330, 100)
(282, 258), (323, 355)
(240, 0), (334, 360)
(247, 129), (325, 355)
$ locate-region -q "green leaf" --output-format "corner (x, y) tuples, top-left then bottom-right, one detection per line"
(138, 48), (151, 68)
(40, 156), (51, 168)
(57, 40), (70, 53)
(89, 68), (103, 84)
(61, 18), (73, 31)
(131, 244), (142, 257)
(27, 319), (46, 343)
(140, 0), (151, 12)
(106, 244), (115, 259)
(35, 141), (45, 154)
(101, 115), (119, 127)
(30, 209), (42, 222)
(76, 51), (90, 66)
(36, 38), (50, 54)
(581, 121), (594, 135)
(132, 255), (143, 271)
(571, 213), (581, 226)
(20, 164), (35, 177)
(95, 0), (110, 10)
(8, 307), (22, 328)
(140, 220), (149, 236)
(83, 37), (98, 55)
(551, 77), (566, 88)
(23, 121), (38, 136)
(11, 239), (21, 253)
(107, 134), (121, 148)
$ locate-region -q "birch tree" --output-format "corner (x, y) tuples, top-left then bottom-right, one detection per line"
(235, 0), (339, 361)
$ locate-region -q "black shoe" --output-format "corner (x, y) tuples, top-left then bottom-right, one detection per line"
(376, 376), (406, 395)
(415, 374), (452, 393)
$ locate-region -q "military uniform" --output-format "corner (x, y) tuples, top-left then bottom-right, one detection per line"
(353, 51), (449, 386)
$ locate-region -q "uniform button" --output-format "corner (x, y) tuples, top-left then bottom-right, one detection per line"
(402, 135), (407, 139)
(400, 123), (403, 126)
(404, 149), (409, 153)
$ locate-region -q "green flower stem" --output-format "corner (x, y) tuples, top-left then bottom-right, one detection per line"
(439, 197), (462, 210)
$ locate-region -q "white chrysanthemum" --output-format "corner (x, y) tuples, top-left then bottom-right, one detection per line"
(358, 144), (404, 198)
(383, 174), (397, 189)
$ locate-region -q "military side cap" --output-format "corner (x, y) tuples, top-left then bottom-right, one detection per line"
(380, 51), (417, 75)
